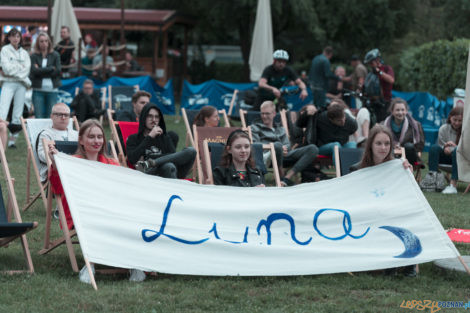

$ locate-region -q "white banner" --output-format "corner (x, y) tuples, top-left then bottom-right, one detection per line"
(55, 154), (459, 275)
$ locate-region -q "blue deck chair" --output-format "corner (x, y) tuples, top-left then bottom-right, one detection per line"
(334, 146), (364, 177)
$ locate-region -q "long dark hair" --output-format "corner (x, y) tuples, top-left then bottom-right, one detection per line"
(447, 106), (463, 144)
(220, 130), (255, 168)
(75, 119), (109, 158)
(360, 124), (394, 169)
(3, 27), (22, 47)
(193, 105), (217, 127)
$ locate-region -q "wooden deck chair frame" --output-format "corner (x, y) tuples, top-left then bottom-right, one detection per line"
(227, 89), (239, 117)
(203, 139), (281, 186)
(108, 84), (139, 111)
(193, 126), (244, 184)
(0, 138), (38, 274)
(20, 116), (79, 212)
(334, 146), (364, 177)
(39, 139), (80, 273)
(107, 109), (139, 167)
(75, 86), (107, 124)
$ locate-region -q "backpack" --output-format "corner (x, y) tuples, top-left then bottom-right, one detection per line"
(364, 72), (381, 97)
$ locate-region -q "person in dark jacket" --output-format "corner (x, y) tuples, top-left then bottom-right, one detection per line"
(316, 103), (357, 156)
(30, 32), (61, 118)
(126, 103), (196, 178)
(70, 79), (104, 123)
(213, 129), (265, 187)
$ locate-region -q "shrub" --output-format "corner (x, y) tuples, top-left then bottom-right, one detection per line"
(398, 39), (470, 99)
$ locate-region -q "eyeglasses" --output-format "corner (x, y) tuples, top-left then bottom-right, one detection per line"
(52, 112), (70, 118)
(260, 112), (273, 116)
(147, 114), (160, 120)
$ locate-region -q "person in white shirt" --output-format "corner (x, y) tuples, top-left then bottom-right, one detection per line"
(37, 103), (78, 182)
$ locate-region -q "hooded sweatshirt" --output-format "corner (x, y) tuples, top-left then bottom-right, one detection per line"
(126, 103), (175, 165)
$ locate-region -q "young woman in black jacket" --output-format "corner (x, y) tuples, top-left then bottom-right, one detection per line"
(213, 130), (265, 187)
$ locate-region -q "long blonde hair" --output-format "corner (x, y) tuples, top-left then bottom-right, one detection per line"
(34, 32), (53, 54)
(75, 119), (109, 159)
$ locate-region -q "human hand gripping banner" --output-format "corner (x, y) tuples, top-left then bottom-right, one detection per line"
(54, 155), (459, 275)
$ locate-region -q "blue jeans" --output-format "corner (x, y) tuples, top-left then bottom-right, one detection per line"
(428, 144), (458, 180)
(33, 90), (58, 118)
(318, 141), (357, 156)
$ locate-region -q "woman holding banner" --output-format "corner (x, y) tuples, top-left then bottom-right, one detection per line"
(359, 124), (416, 277)
(213, 129), (265, 187)
(48, 119), (146, 283)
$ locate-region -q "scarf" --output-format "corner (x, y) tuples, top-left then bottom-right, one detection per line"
(384, 113), (420, 146)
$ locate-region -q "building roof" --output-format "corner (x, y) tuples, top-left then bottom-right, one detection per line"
(0, 6), (195, 31)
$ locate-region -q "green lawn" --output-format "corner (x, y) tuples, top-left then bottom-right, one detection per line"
(1, 115), (469, 313)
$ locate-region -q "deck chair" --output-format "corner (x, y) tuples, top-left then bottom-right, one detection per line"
(107, 109), (139, 167)
(193, 126), (243, 184)
(203, 140), (281, 186)
(74, 86), (107, 124)
(39, 140), (80, 272)
(182, 108), (231, 147)
(108, 84), (139, 111)
(20, 117), (79, 212)
(334, 146), (364, 177)
(239, 109), (282, 130)
(0, 138), (38, 274)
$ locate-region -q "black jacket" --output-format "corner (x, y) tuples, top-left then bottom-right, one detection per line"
(70, 90), (101, 123)
(126, 103), (175, 165)
(213, 164), (265, 187)
(316, 111), (357, 146)
(29, 51), (62, 89)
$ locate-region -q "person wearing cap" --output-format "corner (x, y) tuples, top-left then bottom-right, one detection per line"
(363, 48), (394, 122)
(255, 49), (308, 111)
(344, 54), (368, 92)
(308, 46), (341, 108)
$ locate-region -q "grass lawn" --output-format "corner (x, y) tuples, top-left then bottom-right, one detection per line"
(1, 114), (469, 313)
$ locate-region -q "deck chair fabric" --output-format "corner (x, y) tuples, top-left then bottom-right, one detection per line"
(0, 139), (37, 273)
(21, 117), (76, 211)
(108, 85), (139, 111)
(117, 121), (139, 168)
(240, 110), (281, 129)
(107, 109), (139, 166)
(334, 146), (364, 177)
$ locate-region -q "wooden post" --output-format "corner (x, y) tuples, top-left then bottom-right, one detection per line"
(152, 30), (160, 78)
(119, 0), (126, 73)
(47, 0), (52, 38)
(162, 31), (168, 81)
(102, 31), (108, 81)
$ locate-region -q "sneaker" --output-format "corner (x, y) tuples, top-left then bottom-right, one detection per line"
(442, 185), (457, 194)
(129, 269), (146, 282)
(79, 264), (95, 284)
(281, 177), (294, 187)
(7, 142), (16, 149)
(53, 208), (59, 220)
(402, 265), (417, 277)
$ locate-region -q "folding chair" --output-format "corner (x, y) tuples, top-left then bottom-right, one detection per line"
(0, 138), (38, 274)
(20, 117), (78, 212)
(74, 86), (107, 124)
(39, 139), (80, 272)
(239, 109), (282, 130)
(193, 126), (243, 184)
(108, 85), (139, 111)
(107, 109), (139, 167)
(182, 108), (231, 147)
(203, 140), (281, 186)
(334, 146), (364, 177)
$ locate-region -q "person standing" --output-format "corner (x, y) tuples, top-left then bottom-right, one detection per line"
(308, 46), (340, 108)
(363, 48), (394, 122)
(55, 26), (75, 77)
(0, 28), (31, 143)
(30, 32), (61, 118)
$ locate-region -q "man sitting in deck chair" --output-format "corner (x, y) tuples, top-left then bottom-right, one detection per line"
(37, 103), (78, 183)
(251, 100), (318, 186)
(126, 103), (196, 179)
(70, 79), (105, 123)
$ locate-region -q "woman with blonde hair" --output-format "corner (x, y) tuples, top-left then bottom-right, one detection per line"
(30, 32), (61, 118)
(49, 119), (146, 283)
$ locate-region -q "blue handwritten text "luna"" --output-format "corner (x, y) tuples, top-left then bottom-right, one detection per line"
(141, 195), (370, 246)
